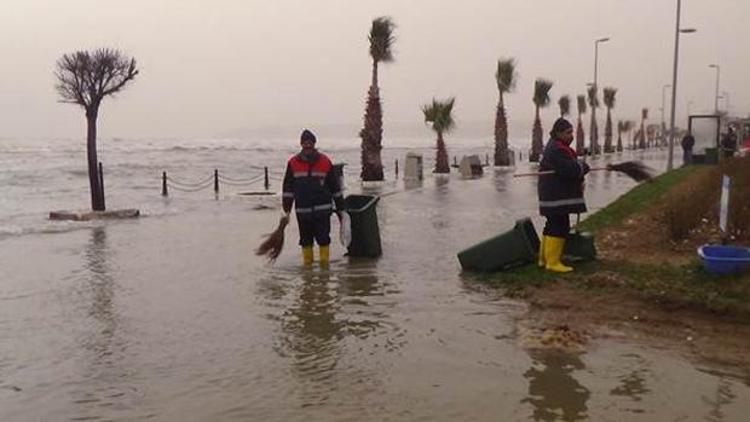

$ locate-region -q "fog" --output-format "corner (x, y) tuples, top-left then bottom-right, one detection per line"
(0, 0), (747, 141)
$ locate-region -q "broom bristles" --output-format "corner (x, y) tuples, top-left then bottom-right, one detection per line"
(255, 217), (289, 262)
(606, 161), (655, 182)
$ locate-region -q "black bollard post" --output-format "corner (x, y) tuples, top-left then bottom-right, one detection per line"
(99, 162), (106, 210)
(395, 159), (399, 179)
(264, 166), (269, 190)
(453, 156), (457, 166)
(214, 169), (219, 193)
(162, 171), (168, 196)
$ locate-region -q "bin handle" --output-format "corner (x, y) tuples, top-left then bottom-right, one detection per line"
(346, 196), (380, 213)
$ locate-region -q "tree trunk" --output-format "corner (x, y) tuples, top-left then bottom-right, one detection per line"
(530, 106), (543, 162)
(434, 131), (450, 173)
(575, 114), (585, 156)
(86, 109), (105, 211)
(360, 60), (384, 181)
(590, 107), (599, 155)
(616, 129), (623, 152)
(494, 92), (510, 166)
(604, 107), (613, 153)
(639, 121), (646, 149)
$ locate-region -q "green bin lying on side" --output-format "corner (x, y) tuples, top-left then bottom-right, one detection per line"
(457, 218), (540, 272)
(344, 195), (382, 258)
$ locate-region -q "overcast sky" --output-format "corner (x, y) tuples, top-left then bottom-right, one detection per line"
(0, 0), (747, 141)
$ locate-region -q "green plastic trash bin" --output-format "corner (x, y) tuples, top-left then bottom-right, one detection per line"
(345, 195), (382, 258)
(457, 218), (540, 272)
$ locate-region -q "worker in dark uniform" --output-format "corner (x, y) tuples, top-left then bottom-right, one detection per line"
(282, 129), (345, 266)
(537, 118), (590, 273)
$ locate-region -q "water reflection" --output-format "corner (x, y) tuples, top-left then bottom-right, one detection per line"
(72, 226), (135, 419)
(609, 368), (650, 402)
(82, 226), (118, 363)
(704, 377), (737, 422)
(522, 350), (590, 421)
(270, 259), (395, 407)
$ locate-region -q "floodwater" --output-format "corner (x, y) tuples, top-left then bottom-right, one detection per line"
(1, 138), (749, 421)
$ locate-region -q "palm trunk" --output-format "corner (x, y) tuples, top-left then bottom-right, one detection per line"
(494, 92), (510, 166)
(434, 131), (450, 173)
(360, 60), (384, 181)
(590, 107), (599, 155)
(616, 129), (623, 152)
(530, 106), (543, 162)
(85, 108), (104, 211)
(575, 113), (585, 156)
(639, 121), (646, 149)
(604, 107), (613, 153)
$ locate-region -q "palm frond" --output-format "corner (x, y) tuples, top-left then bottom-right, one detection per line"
(587, 85), (599, 108)
(603, 87), (617, 108)
(576, 95), (587, 114)
(533, 78), (553, 108)
(495, 58), (517, 94)
(369, 16), (396, 63)
(558, 95), (570, 116)
(422, 97), (456, 134)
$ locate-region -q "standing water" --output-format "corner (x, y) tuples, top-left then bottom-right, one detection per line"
(1, 136), (748, 420)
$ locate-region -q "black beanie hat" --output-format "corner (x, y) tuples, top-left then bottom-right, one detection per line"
(300, 129), (317, 143)
(550, 118), (573, 137)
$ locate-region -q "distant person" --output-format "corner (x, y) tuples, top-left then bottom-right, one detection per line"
(537, 118), (590, 273)
(282, 129), (345, 266)
(681, 132), (695, 166)
(721, 127), (737, 159)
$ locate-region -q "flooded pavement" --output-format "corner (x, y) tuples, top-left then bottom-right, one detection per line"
(1, 146), (749, 420)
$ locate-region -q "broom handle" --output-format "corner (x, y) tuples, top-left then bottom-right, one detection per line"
(513, 167), (608, 177)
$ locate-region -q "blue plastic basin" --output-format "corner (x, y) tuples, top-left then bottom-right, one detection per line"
(697, 245), (750, 275)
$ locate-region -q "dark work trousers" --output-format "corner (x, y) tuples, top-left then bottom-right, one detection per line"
(296, 213), (331, 247)
(543, 214), (570, 238)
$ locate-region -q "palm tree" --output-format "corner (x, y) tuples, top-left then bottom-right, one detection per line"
(530, 79), (553, 162)
(575, 95), (587, 156)
(558, 95), (570, 117)
(587, 85), (600, 155)
(617, 120), (632, 152)
(623, 120), (636, 150)
(359, 17), (396, 182)
(639, 108), (648, 149)
(422, 98), (456, 174)
(493, 58), (517, 166)
(602, 87), (617, 153)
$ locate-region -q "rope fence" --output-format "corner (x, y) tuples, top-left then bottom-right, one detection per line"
(161, 167), (277, 196)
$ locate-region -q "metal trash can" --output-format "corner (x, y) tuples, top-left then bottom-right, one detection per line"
(344, 195), (382, 258)
(457, 218), (540, 272)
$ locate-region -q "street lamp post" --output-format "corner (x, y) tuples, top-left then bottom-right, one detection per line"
(709, 64), (721, 114)
(661, 84), (671, 145)
(591, 37), (610, 155)
(666, 0), (696, 171)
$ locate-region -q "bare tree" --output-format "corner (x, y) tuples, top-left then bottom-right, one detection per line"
(55, 48), (138, 211)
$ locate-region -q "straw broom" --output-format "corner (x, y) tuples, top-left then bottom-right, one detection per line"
(513, 160), (655, 182)
(255, 214), (290, 262)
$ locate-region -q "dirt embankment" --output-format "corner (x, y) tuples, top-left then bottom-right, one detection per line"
(519, 160), (750, 369)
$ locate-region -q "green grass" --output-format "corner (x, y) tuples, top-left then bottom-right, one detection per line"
(476, 164), (750, 318)
(578, 165), (702, 232)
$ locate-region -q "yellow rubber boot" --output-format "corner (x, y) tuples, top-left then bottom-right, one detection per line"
(544, 236), (573, 273)
(319, 245), (330, 267)
(538, 236), (546, 267)
(302, 246), (314, 266)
